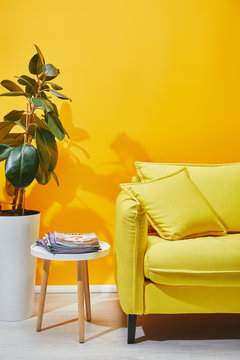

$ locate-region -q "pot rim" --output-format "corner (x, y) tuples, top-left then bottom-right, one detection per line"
(0, 210), (40, 217)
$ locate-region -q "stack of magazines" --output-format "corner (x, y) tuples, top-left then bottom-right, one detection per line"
(36, 232), (101, 254)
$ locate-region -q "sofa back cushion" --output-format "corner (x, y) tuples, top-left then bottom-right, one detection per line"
(135, 162), (240, 232)
(120, 168), (226, 240)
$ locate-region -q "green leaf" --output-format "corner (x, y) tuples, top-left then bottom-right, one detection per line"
(40, 91), (48, 100)
(0, 122), (15, 141)
(64, 128), (70, 139)
(29, 115), (54, 138)
(49, 101), (59, 117)
(41, 84), (49, 91)
(28, 124), (35, 137)
(35, 127), (58, 173)
(46, 113), (65, 140)
(0, 144), (12, 161)
(42, 64), (59, 80)
(34, 45), (45, 65)
(49, 89), (72, 101)
(47, 82), (63, 90)
(16, 75), (36, 87)
(52, 171), (59, 186)
(18, 114), (26, 129)
(32, 114), (52, 132)
(29, 53), (43, 75)
(32, 98), (53, 112)
(4, 110), (24, 122)
(5, 178), (15, 196)
(36, 164), (51, 185)
(16, 75), (38, 97)
(1, 80), (24, 93)
(5, 144), (39, 188)
(3, 113), (26, 132)
(1, 133), (24, 147)
(0, 92), (26, 97)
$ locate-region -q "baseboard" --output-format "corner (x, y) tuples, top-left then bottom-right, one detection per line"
(35, 285), (117, 293)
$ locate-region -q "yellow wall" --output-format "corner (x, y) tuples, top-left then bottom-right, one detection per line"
(0, 0), (239, 285)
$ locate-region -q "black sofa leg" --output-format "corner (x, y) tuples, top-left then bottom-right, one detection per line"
(128, 314), (137, 344)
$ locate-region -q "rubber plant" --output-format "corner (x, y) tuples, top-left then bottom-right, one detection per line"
(0, 45), (71, 215)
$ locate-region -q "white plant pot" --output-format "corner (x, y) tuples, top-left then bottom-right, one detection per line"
(0, 212), (40, 321)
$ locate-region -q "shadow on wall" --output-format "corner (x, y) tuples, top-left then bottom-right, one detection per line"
(27, 104), (150, 222)
(21, 103), (150, 284)
(110, 132), (150, 176)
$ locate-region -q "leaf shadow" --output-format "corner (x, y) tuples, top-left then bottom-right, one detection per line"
(19, 105), (150, 285)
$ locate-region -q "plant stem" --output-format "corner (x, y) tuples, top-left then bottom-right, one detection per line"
(22, 190), (25, 216)
(26, 81), (42, 144)
(17, 188), (24, 212)
(18, 80), (44, 214)
(12, 188), (19, 211)
(25, 103), (29, 143)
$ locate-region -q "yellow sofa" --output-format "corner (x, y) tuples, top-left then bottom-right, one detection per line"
(114, 162), (240, 343)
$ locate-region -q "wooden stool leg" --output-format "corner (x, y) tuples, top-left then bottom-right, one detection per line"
(77, 261), (85, 343)
(37, 259), (50, 332)
(84, 260), (91, 322)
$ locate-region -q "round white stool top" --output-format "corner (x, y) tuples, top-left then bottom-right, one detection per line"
(31, 241), (110, 261)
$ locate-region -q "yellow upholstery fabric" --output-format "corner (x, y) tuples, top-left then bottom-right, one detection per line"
(135, 161), (240, 232)
(114, 191), (148, 315)
(145, 234), (240, 286)
(144, 282), (240, 314)
(120, 168), (226, 240)
(147, 234), (166, 249)
(114, 184), (240, 315)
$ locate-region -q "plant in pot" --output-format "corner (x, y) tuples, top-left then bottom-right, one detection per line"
(0, 45), (71, 321)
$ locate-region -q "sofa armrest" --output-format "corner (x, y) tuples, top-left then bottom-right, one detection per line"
(114, 191), (148, 315)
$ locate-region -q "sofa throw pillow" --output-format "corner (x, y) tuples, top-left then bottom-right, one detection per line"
(120, 168), (226, 240)
(135, 161), (240, 232)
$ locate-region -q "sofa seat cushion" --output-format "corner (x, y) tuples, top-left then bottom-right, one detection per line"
(144, 234), (240, 287)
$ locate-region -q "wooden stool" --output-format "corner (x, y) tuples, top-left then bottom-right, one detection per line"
(31, 242), (110, 343)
